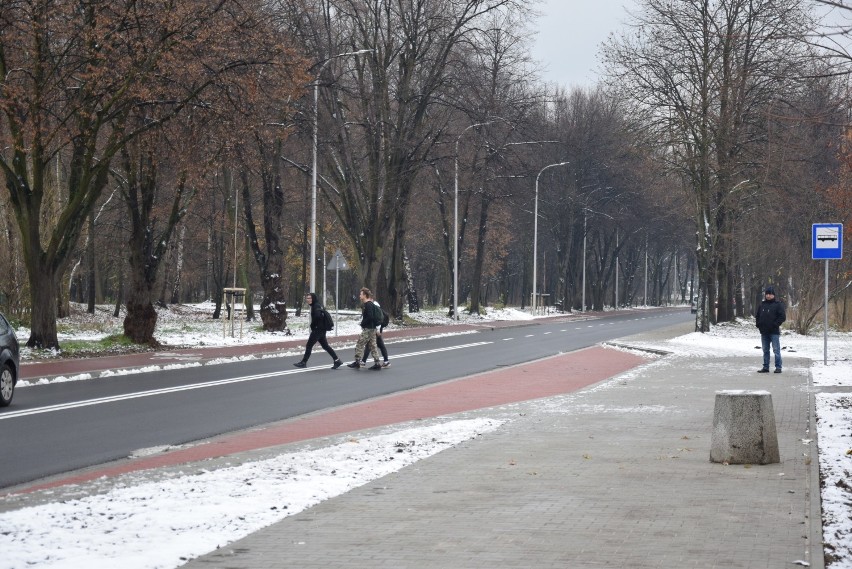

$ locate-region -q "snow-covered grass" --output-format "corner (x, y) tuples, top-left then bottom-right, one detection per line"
(3, 308), (852, 568)
(18, 302), (552, 361)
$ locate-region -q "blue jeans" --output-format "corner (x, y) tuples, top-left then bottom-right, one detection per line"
(761, 333), (781, 370)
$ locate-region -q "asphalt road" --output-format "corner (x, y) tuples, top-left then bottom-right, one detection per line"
(0, 309), (691, 489)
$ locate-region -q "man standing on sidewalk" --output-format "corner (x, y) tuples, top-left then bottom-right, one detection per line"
(348, 287), (383, 370)
(755, 285), (786, 373)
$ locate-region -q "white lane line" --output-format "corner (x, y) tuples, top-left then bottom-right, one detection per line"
(1, 341), (493, 420)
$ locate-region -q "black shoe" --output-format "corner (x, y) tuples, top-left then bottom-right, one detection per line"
(381, 361), (390, 368)
(332, 360), (343, 369)
(757, 368), (769, 373)
(369, 362), (382, 370)
(347, 361), (361, 369)
(293, 361), (307, 368)
(774, 368), (782, 374)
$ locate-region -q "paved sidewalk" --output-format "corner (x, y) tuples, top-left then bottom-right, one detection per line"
(175, 326), (821, 569)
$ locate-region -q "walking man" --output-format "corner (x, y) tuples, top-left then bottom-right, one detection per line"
(293, 293), (343, 369)
(755, 285), (786, 373)
(348, 287), (383, 370)
(361, 298), (390, 368)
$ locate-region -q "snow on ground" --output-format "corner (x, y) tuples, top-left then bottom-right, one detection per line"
(0, 419), (502, 569)
(4, 306), (852, 568)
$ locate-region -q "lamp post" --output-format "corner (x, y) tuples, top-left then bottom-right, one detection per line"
(453, 120), (499, 321)
(533, 161), (570, 315)
(310, 49), (373, 294)
(581, 209), (587, 312)
(577, 188), (616, 312)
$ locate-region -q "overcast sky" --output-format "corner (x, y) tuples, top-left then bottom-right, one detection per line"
(529, 0), (639, 88)
(529, 0), (852, 88)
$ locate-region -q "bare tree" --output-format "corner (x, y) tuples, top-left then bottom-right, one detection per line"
(299, 0), (522, 319)
(0, 0), (285, 349)
(602, 0), (816, 330)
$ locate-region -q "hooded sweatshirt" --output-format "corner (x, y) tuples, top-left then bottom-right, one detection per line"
(306, 293), (326, 332)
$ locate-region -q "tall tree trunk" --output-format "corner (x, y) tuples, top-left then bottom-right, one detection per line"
(120, 150), (189, 344)
(469, 195), (491, 315)
(241, 155), (287, 332)
(27, 263), (61, 349)
(403, 246), (419, 314)
(171, 225), (186, 305)
(87, 213), (96, 314)
(124, 268), (159, 345)
(113, 262), (124, 319)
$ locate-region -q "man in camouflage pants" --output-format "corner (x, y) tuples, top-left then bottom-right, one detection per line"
(347, 287), (382, 370)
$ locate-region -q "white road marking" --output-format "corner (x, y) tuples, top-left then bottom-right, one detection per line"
(1, 341), (493, 420)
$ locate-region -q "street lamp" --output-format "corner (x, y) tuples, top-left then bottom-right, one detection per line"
(582, 209), (587, 312)
(453, 120), (498, 321)
(577, 188), (615, 312)
(533, 161), (570, 315)
(310, 49), (373, 294)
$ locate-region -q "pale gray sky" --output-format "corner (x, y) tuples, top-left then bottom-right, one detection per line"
(530, 0), (638, 88)
(530, 0), (852, 88)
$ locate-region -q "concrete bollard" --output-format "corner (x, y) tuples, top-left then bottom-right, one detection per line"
(710, 390), (780, 465)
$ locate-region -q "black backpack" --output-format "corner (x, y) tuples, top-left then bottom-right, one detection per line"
(322, 309), (334, 331)
(369, 302), (385, 328)
(380, 308), (390, 328)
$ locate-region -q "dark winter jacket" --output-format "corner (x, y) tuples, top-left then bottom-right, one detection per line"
(359, 300), (378, 330)
(755, 298), (786, 335)
(307, 293), (326, 333)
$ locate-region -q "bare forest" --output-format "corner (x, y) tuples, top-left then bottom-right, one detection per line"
(1, 0), (851, 350)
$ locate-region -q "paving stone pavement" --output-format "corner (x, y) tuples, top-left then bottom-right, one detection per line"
(182, 326), (823, 569)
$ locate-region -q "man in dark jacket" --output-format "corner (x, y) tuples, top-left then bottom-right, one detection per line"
(755, 286), (786, 373)
(293, 293), (343, 369)
(361, 298), (390, 368)
(347, 287), (382, 370)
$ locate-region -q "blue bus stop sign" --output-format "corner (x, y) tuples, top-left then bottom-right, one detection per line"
(812, 224), (843, 260)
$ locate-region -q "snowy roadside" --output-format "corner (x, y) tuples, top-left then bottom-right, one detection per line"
(15, 304), (563, 386)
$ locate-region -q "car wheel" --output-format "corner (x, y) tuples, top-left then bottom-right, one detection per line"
(0, 363), (13, 407)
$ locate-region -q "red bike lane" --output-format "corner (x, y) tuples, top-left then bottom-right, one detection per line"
(11, 345), (649, 495)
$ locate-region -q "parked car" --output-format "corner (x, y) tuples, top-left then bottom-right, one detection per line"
(0, 313), (20, 407)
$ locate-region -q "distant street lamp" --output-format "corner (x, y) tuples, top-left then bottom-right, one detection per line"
(577, 188), (615, 312)
(310, 49), (373, 294)
(453, 120), (498, 320)
(582, 209), (587, 312)
(533, 162), (570, 315)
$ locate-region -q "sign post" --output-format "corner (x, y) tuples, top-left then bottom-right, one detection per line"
(812, 224), (843, 365)
(327, 249), (349, 337)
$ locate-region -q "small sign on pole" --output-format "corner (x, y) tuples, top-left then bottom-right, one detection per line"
(327, 249), (349, 337)
(812, 223), (843, 365)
